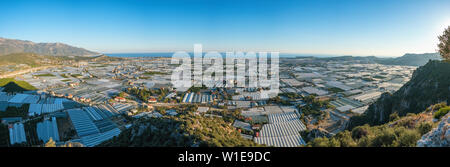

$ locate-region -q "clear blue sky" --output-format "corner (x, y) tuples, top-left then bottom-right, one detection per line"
(1, 0), (449, 57)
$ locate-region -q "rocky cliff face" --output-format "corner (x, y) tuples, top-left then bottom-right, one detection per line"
(348, 60), (450, 129)
(417, 113), (450, 147)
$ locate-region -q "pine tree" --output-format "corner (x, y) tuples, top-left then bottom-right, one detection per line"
(438, 26), (450, 60)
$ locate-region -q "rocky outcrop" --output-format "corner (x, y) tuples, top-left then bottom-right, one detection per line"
(417, 113), (450, 147)
(301, 128), (332, 143)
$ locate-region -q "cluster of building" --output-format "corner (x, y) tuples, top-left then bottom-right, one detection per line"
(278, 58), (416, 126)
(1, 56), (418, 147)
(1, 57), (178, 146)
(1, 89), (123, 146)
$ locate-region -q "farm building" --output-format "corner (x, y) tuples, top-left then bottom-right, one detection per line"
(67, 108), (121, 147)
(8, 94), (40, 104)
(78, 128), (121, 147)
(9, 122), (27, 145)
(233, 120), (252, 131)
(28, 103), (65, 116)
(0, 92), (14, 102)
(112, 103), (134, 113)
(254, 112), (306, 147)
(36, 117), (60, 142)
(254, 135), (306, 147)
(67, 109), (100, 137)
(182, 93), (215, 103)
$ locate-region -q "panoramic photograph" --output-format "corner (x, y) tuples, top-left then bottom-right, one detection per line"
(0, 0), (449, 164)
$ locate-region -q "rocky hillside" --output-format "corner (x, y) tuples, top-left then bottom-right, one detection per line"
(349, 60), (450, 129)
(307, 110), (435, 147)
(417, 112), (450, 147)
(0, 37), (98, 56)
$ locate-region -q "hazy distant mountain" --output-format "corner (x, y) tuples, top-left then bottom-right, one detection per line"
(0, 37), (98, 57)
(317, 53), (442, 66)
(375, 53), (442, 66)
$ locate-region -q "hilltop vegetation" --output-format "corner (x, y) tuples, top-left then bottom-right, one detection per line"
(0, 78), (37, 92)
(307, 104), (441, 147)
(99, 113), (260, 147)
(434, 106), (450, 119)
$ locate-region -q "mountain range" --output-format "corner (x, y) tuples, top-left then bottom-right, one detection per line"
(319, 53), (442, 66)
(0, 37), (98, 57)
(375, 53), (442, 66)
(0, 37), (443, 66)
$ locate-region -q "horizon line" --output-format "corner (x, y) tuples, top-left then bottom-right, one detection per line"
(102, 51), (438, 58)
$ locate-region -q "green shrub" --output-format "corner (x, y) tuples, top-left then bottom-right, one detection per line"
(433, 106), (450, 119)
(417, 122), (433, 135)
(370, 128), (396, 147)
(393, 129), (421, 147)
(389, 112), (400, 121)
(351, 125), (370, 139)
(335, 131), (357, 147)
(308, 137), (333, 147)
